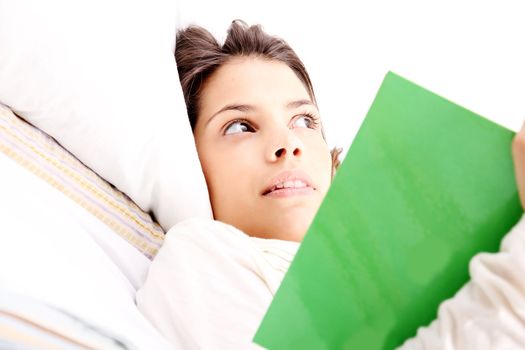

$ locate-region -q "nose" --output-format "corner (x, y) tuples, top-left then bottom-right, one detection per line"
(266, 129), (303, 163)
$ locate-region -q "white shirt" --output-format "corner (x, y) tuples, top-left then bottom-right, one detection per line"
(137, 215), (525, 350)
(136, 218), (298, 349)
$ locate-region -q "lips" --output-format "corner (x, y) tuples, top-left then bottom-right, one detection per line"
(262, 170), (315, 196)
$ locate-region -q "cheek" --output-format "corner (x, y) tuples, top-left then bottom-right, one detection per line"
(306, 137), (333, 191)
(197, 145), (225, 194)
(196, 141), (254, 199)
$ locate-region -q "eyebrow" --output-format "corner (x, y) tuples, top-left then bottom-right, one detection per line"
(206, 99), (315, 126)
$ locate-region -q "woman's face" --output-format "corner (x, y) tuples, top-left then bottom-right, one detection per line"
(194, 56), (332, 241)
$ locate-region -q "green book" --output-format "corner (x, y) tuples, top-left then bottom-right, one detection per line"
(254, 72), (522, 349)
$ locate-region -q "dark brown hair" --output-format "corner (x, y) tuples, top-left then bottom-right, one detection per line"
(175, 20), (342, 175)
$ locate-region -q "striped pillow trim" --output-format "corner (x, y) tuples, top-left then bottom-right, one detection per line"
(0, 105), (164, 259)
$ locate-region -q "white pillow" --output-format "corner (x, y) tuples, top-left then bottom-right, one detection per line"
(0, 0), (212, 230)
(0, 103), (161, 290)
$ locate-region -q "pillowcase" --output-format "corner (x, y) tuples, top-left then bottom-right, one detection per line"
(0, 289), (140, 349)
(0, 103), (162, 289)
(0, 148), (174, 349)
(0, 0), (212, 230)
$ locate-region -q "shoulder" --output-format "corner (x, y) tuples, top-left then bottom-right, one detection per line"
(160, 218), (299, 268)
(166, 217), (251, 244)
(159, 217), (257, 261)
(137, 218), (273, 349)
(145, 217), (299, 296)
(146, 218), (269, 285)
(138, 217), (274, 309)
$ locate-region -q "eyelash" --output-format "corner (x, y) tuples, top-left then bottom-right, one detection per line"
(299, 112), (320, 129)
(223, 118), (256, 134)
(222, 113), (320, 135)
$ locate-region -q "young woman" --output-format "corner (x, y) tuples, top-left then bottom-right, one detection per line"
(137, 20), (525, 349)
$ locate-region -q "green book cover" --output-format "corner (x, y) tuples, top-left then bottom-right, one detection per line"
(254, 72), (522, 349)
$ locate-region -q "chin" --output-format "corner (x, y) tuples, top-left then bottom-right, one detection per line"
(270, 217), (312, 242)
(267, 204), (319, 241)
(236, 203), (320, 241)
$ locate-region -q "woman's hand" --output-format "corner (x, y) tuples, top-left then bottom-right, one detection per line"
(512, 120), (525, 210)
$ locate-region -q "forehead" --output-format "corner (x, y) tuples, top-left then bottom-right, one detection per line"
(199, 57), (312, 114)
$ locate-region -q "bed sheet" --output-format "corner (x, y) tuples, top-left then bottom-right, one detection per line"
(0, 151), (173, 349)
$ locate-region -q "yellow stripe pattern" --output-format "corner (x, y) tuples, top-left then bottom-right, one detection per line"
(0, 105), (164, 259)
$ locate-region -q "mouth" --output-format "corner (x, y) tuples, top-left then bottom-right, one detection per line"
(262, 171), (316, 197)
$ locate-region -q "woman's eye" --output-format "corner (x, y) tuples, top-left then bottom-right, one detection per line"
(224, 120), (254, 135)
(293, 115), (316, 129)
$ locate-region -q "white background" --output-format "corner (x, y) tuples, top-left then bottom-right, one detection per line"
(178, 0), (525, 159)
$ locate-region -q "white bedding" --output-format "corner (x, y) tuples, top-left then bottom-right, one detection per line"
(0, 151), (173, 349)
